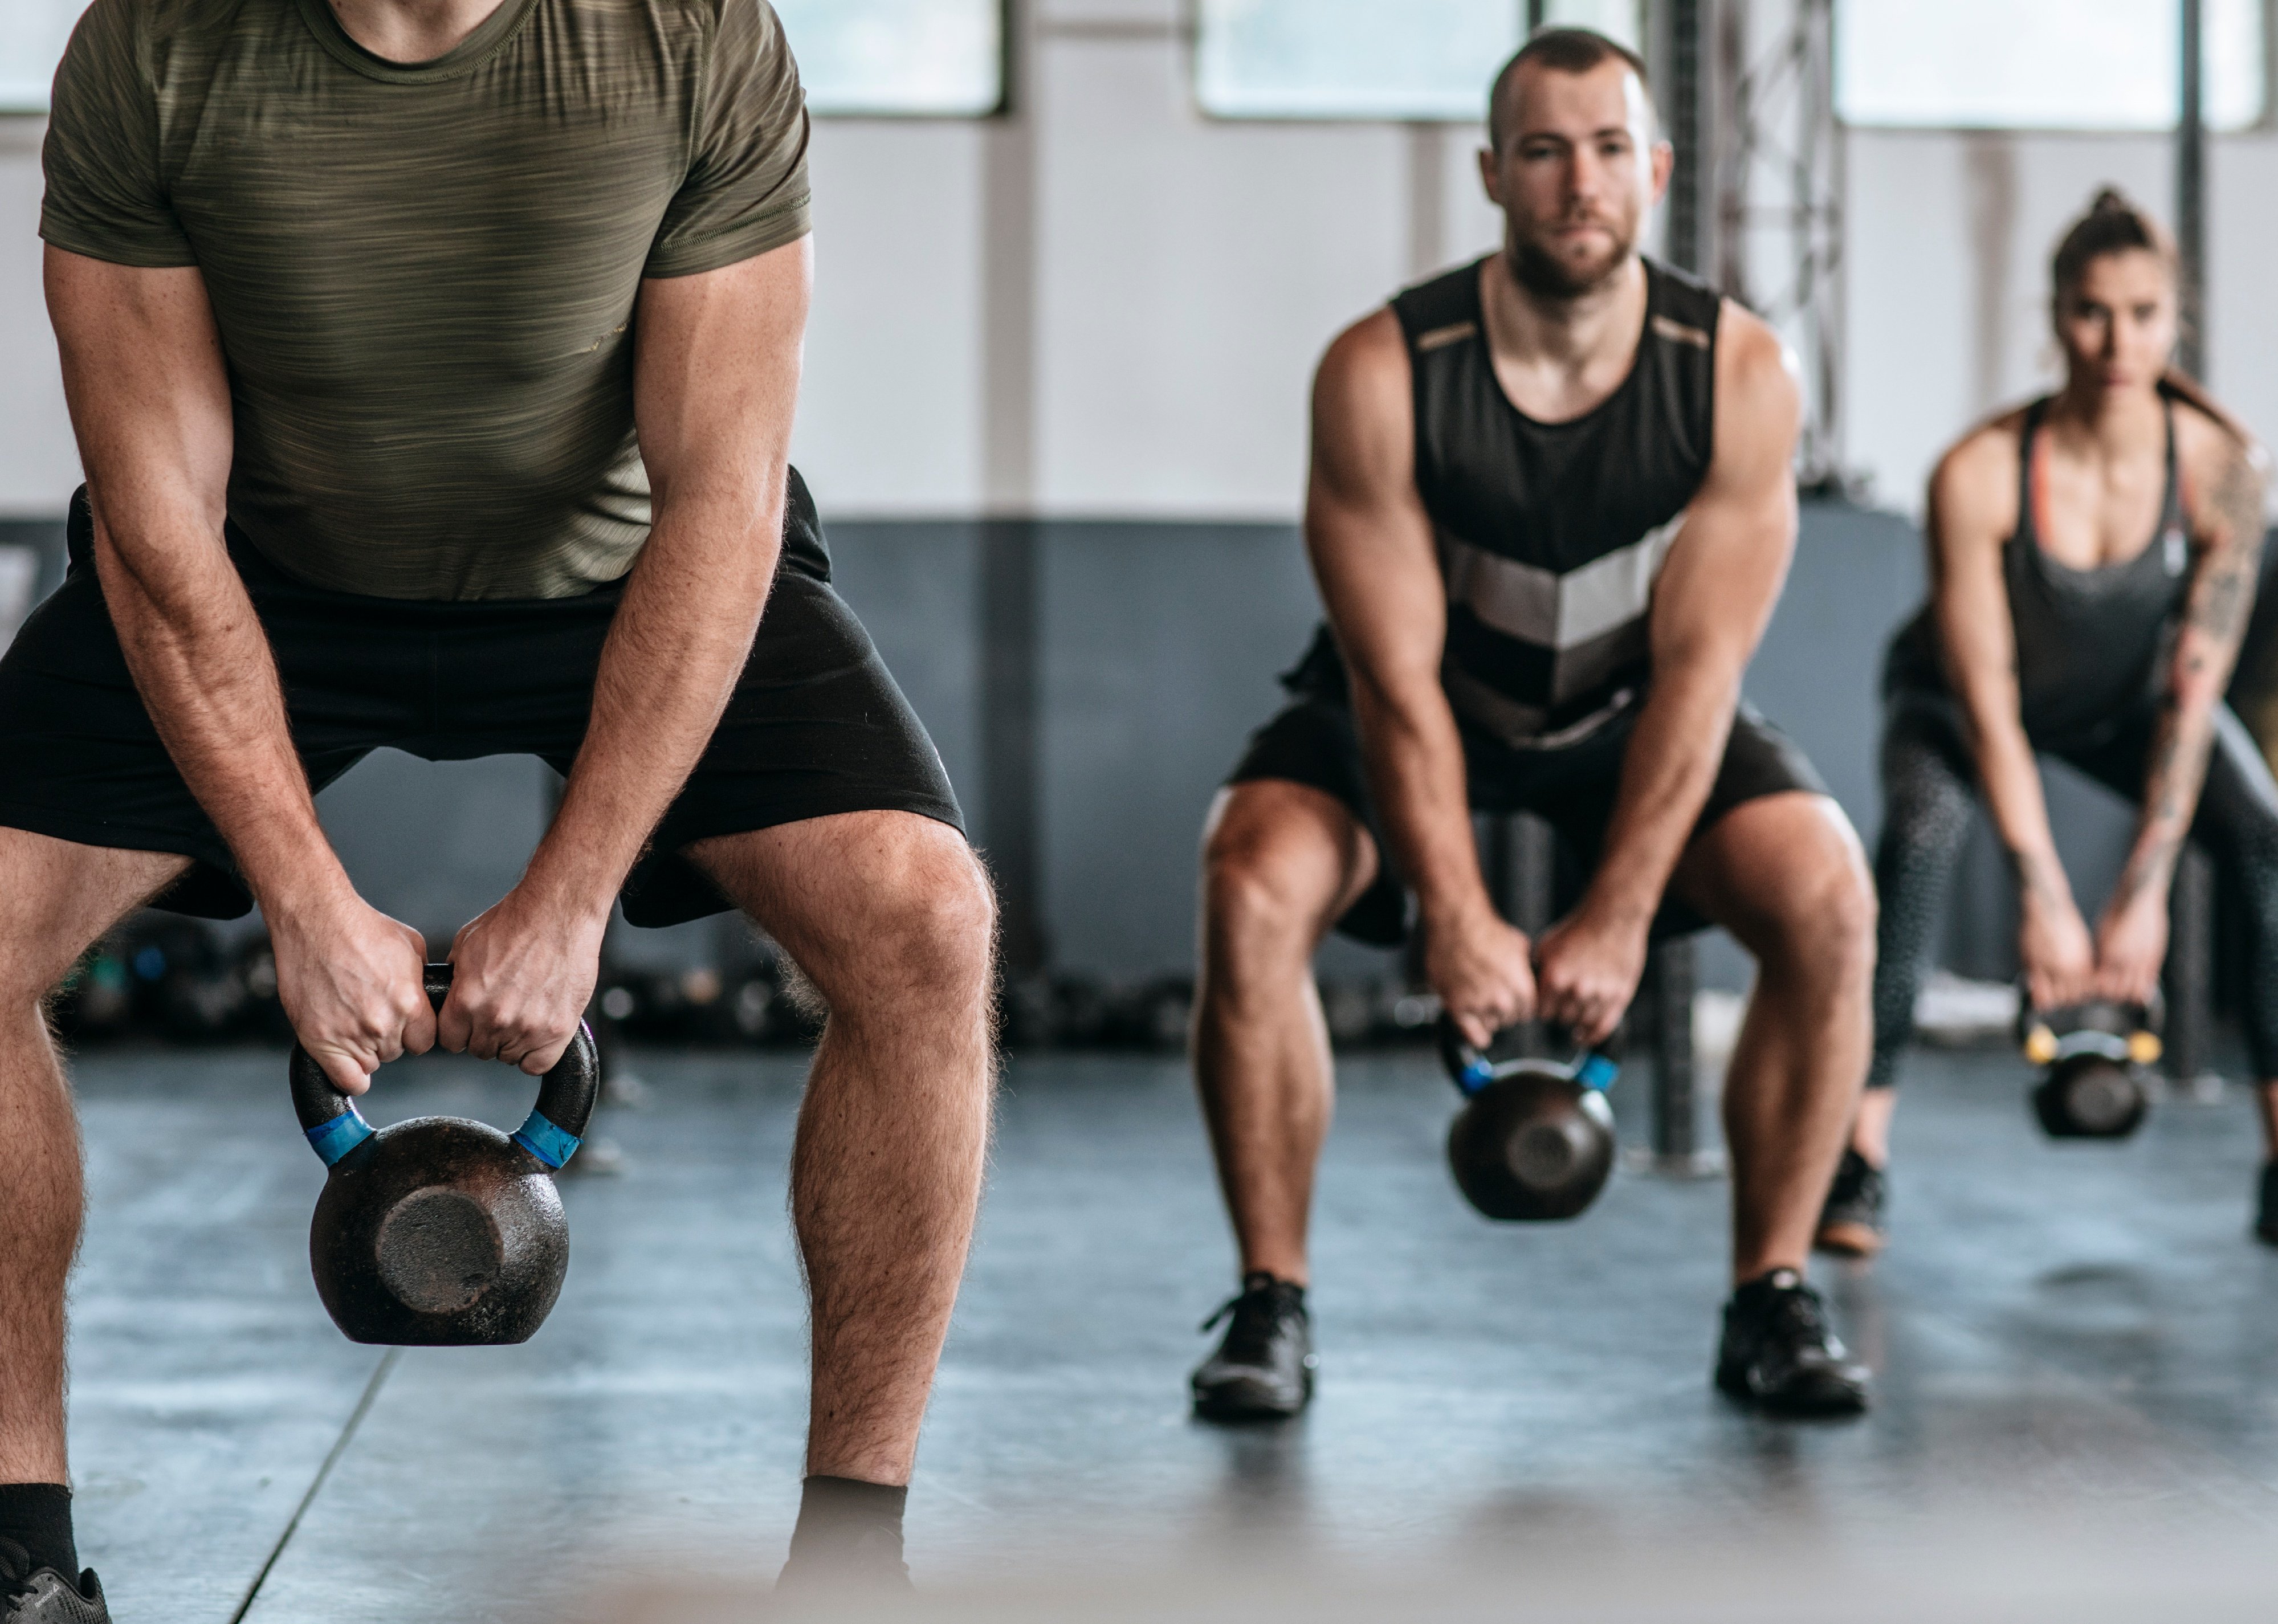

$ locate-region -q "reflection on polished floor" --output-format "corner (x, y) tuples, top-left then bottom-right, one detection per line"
(64, 1034), (2278, 1621)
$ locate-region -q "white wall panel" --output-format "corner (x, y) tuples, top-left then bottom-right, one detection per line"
(5, 43), (2278, 525)
(0, 124), (78, 517)
(1034, 35), (1407, 519)
(789, 119), (988, 516)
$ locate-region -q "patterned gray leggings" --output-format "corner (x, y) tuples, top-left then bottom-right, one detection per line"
(1869, 693), (2278, 1087)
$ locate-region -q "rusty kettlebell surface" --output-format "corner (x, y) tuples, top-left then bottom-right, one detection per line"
(290, 963), (600, 1345)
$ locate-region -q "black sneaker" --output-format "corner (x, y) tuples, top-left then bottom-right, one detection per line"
(2255, 1162), (2278, 1246)
(1815, 1148), (1886, 1258)
(1191, 1272), (1315, 1419)
(1715, 1268), (1871, 1417)
(0, 1540), (107, 1624)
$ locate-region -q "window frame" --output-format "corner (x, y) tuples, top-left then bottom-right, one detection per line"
(0, 0), (1017, 120)
(1831, 0), (2278, 137)
(1191, 1), (1647, 127)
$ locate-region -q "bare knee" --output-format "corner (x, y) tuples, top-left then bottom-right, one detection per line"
(1764, 849), (1877, 994)
(834, 840), (997, 1017)
(1203, 839), (1335, 983)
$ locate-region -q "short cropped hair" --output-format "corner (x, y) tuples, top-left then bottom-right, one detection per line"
(1488, 28), (1654, 150)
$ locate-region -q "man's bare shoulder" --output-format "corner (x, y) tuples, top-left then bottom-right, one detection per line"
(1711, 300), (1790, 392)
(1706, 300), (1800, 471)
(1315, 307), (1408, 399)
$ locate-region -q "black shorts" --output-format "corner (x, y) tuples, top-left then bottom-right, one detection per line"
(0, 475), (961, 928)
(1228, 693), (1828, 946)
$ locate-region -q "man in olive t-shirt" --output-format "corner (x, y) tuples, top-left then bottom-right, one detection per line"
(0, 0), (992, 1608)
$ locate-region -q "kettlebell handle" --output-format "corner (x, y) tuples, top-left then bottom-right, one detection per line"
(2015, 986), (2164, 1067)
(288, 962), (601, 1172)
(1435, 1014), (1617, 1099)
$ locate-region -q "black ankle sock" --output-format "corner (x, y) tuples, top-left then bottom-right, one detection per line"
(0, 1484), (76, 1581)
(1733, 1267), (1805, 1306)
(784, 1475), (906, 1573)
(1242, 1271), (1304, 1304)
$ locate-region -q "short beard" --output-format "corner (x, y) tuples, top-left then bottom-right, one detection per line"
(1506, 228), (1633, 301)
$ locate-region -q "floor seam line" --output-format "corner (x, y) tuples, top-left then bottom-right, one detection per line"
(226, 1346), (403, 1624)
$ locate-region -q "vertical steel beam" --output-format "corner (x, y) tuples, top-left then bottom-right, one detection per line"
(2177, 0), (2207, 379)
(1665, 0), (1705, 274)
(2167, 0), (2216, 1086)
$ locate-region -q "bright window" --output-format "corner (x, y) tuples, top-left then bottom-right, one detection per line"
(1197, 1), (1642, 123)
(1, 3), (1008, 119)
(0, 0), (82, 113)
(773, 0), (1004, 118)
(1836, 0), (2267, 132)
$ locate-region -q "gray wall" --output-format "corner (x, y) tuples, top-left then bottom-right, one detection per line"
(0, 501), (2165, 990)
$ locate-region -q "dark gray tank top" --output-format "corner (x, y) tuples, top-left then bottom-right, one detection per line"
(1284, 256), (1720, 747)
(1887, 395), (2190, 745)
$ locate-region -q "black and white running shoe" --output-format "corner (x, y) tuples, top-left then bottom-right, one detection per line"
(1715, 1268), (1871, 1417)
(0, 1540), (107, 1624)
(1191, 1272), (1315, 1419)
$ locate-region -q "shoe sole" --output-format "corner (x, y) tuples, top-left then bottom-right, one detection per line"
(1814, 1220), (1884, 1258)
(1191, 1373), (1312, 1421)
(1715, 1361), (1871, 1418)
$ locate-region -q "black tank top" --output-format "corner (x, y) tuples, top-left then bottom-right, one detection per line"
(1886, 395), (2190, 745)
(1285, 255), (1721, 748)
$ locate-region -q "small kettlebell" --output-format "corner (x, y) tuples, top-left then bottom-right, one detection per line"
(1437, 1016), (1620, 1221)
(2019, 997), (2159, 1141)
(291, 963), (600, 1346)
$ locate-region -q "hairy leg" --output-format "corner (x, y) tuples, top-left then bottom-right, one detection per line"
(1191, 782), (1377, 1287)
(692, 812), (995, 1487)
(0, 831), (188, 1482)
(1673, 793), (1875, 1283)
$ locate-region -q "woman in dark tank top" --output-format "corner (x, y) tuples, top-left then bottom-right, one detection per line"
(1819, 190), (2278, 1258)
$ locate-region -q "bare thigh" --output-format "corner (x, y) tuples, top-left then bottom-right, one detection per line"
(1201, 780), (1381, 953)
(686, 811), (996, 1009)
(1671, 792), (1874, 965)
(0, 829), (193, 998)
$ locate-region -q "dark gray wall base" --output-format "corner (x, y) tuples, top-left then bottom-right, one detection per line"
(0, 503), (2165, 993)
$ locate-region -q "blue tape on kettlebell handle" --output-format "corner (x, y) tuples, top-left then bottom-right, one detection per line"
(1575, 1054), (1619, 1092)
(511, 1110), (582, 1170)
(1459, 1057), (1497, 1094)
(305, 1106), (374, 1167)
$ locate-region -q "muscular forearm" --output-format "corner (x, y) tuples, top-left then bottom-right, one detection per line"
(1582, 668), (1737, 925)
(92, 505), (347, 912)
(521, 491), (782, 916)
(1348, 679), (1493, 928)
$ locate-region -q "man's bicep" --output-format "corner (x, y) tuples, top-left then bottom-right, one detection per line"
(633, 240), (810, 485)
(46, 251), (233, 516)
(1651, 340), (1799, 671)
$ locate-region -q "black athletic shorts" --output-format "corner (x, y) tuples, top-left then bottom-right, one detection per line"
(0, 472), (961, 928)
(1228, 692), (1827, 946)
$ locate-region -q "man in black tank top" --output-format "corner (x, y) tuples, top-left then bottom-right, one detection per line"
(1188, 30), (1873, 1421)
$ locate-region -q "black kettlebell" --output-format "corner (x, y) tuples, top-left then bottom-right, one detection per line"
(291, 963), (600, 1345)
(2019, 997), (2159, 1141)
(1437, 1016), (1620, 1221)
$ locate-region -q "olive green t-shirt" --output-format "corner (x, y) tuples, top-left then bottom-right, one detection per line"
(41, 0), (811, 600)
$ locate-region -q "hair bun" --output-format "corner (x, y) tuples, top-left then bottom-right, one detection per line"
(2090, 186), (2132, 214)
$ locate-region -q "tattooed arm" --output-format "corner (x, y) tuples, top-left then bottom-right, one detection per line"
(2094, 423), (2270, 1003)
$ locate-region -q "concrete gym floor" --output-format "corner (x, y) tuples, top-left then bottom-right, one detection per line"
(58, 1031), (2278, 1621)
